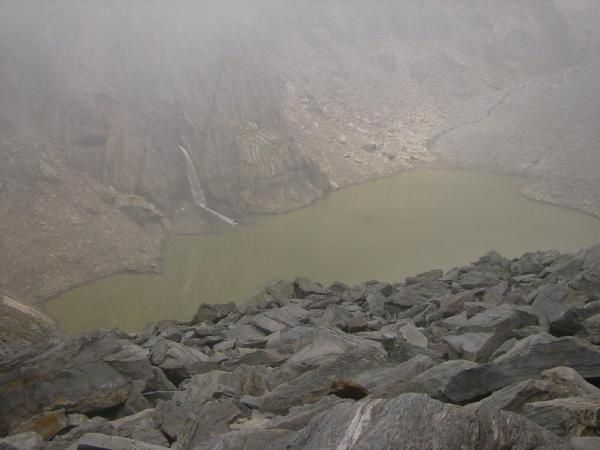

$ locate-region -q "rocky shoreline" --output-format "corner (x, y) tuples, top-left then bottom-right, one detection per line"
(2, 245), (600, 449)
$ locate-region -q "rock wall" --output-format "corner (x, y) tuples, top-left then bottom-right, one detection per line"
(1, 0), (599, 213)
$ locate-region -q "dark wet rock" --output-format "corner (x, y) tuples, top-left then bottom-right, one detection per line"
(444, 335), (600, 403)
(523, 397), (600, 437)
(328, 379), (369, 400)
(284, 394), (568, 449)
(550, 300), (600, 337)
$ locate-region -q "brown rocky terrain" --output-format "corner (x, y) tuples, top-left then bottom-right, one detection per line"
(1, 0), (600, 307)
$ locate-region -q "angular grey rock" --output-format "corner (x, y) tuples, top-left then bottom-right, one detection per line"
(73, 433), (169, 450)
(445, 335), (600, 403)
(192, 303), (236, 325)
(391, 360), (479, 401)
(286, 327), (385, 365)
(223, 349), (286, 369)
(196, 429), (292, 450)
(458, 271), (502, 289)
(46, 417), (115, 450)
(264, 396), (348, 431)
(571, 437), (600, 450)
(0, 432), (43, 450)
(110, 409), (169, 447)
(175, 400), (243, 449)
(444, 332), (495, 362)
(284, 394), (568, 449)
(523, 397), (600, 437)
(154, 364), (270, 440)
(0, 332), (152, 436)
(294, 277), (329, 297)
(397, 323), (428, 348)
(470, 366), (600, 414)
(550, 300), (600, 337)
(261, 348), (386, 414)
(316, 305), (353, 331)
(264, 326), (314, 355)
(225, 325), (268, 349)
(149, 338), (217, 384)
(252, 305), (309, 334)
(353, 354), (436, 398)
(443, 304), (539, 362)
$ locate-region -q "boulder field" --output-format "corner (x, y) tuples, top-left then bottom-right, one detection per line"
(1, 244), (600, 449)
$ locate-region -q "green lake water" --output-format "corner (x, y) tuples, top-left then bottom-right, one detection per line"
(46, 169), (600, 332)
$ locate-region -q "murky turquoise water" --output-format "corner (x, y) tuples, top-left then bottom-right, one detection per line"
(46, 169), (600, 332)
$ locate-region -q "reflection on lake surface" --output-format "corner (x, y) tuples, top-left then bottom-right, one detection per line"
(46, 169), (600, 332)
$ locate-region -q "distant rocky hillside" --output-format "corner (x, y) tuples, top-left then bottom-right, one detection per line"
(1, 245), (600, 448)
(1, 0), (600, 304)
(1, 1), (599, 212)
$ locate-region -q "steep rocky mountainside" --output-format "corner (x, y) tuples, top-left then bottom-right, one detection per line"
(1, 0), (600, 303)
(2, 245), (600, 448)
(0, 137), (168, 304)
(1, 1), (599, 209)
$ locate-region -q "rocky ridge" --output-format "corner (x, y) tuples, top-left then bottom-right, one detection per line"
(1, 244), (600, 449)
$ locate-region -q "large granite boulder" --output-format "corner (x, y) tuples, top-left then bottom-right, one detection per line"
(0, 331), (157, 436)
(283, 394), (568, 449)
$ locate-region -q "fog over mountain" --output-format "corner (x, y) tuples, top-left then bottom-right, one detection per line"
(1, 2), (600, 449)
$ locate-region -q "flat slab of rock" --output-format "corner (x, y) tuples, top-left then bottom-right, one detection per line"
(445, 335), (600, 403)
(282, 394), (568, 449)
(72, 433), (169, 450)
(523, 396), (600, 437)
(470, 366), (600, 414)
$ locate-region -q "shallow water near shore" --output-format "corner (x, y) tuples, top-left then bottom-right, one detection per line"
(46, 169), (600, 332)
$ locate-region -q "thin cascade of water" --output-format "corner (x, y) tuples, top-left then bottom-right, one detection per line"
(178, 145), (237, 226)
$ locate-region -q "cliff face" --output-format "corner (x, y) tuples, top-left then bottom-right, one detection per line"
(1, 0), (600, 303)
(0, 2), (330, 214)
(1, 0), (597, 213)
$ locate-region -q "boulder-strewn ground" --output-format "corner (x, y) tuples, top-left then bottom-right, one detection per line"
(2, 244), (600, 449)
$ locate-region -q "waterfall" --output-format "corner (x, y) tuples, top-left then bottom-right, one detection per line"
(178, 146), (238, 226)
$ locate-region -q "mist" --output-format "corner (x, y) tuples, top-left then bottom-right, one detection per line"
(1, 1), (600, 447)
